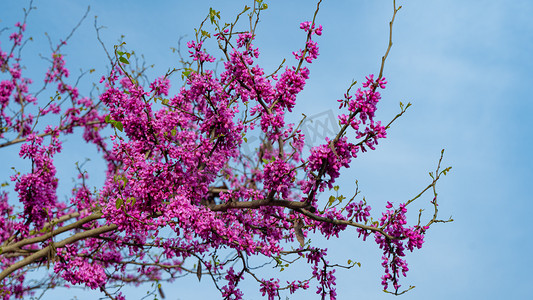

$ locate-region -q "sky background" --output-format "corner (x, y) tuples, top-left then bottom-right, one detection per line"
(1, 0), (532, 299)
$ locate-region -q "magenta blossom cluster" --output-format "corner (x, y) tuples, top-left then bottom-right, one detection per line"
(221, 268), (245, 300)
(305, 137), (355, 195)
(263, 159), (296, 198)
(375, 201), (429, 291)
(8, 22), (25, 46)
(292, 21), (323, 63)
(259, 278), (280, 300)
(44, 53), (70, 84)
(54, 245), (107, 290)
(149, 76), (171, 97)
(11, 132), (61, 230)
(305, 248), (337, 299)
(188, 40), (216, 63)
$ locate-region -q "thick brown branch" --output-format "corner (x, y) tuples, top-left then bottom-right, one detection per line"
(0, 223), (117, 281)
(1, 212), (103, 254)
(208, 199), (309, 212)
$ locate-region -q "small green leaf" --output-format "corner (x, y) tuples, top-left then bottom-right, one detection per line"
(115, 121), (124, 132)
(171, 129), (177, 136)
(209, 8), (220, 24)
(201, 30), (211, 38)
(182, 69), (192, 78)
(328, 195), (335, 204)
(243, 137), (247, 143)
(117, 51), (125, 56)
(333, 185), (339, 192)
(442, 166), (452, 176)
(116, 198), (123, 209)
(119, 56), (130, 64)
(105, 115), (111, 123)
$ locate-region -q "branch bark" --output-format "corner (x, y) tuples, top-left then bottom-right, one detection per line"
(0, 223), (117, 281)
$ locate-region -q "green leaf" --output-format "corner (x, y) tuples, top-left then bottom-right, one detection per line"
(117, 51), (125, 56)
(116, 198), (123, 209)
(328, 195), (335, 204)
(119, 56), (130, 64)
(209, 8), (220, 24)
(105, 115), (111, 123)
(115, 121), (124, 132)
(171, 129), (177, 136)
(182, 69), (192, 78)
(442, 166), (452, 176)
(333, 185), (339, 192)
(201, 30), (211, 38)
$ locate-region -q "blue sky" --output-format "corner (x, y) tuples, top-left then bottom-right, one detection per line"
(1, 0), (532, 299)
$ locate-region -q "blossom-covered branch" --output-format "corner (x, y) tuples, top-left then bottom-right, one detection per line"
(0, 1), (451, 299)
